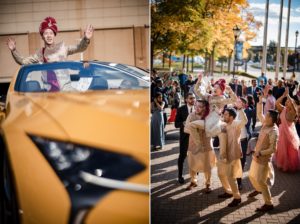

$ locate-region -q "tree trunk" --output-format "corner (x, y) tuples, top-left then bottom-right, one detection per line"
(162, 53), (165, 68)
(221, 61), (223, 74)
(191, 55), (194, 72)
(182, 54), (186, 70)
(208, 54), (211, 75)
(227, 53), (232, 75)
(186, 55), (189, 72)
(211, 48), (215, 76)
(168, 52), (172, 69)
(151, 41), (154, 71)
(204, 52), (208, 74)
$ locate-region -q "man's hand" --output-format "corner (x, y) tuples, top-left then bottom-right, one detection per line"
(235, 99), (243, 110)
(84, 24), (94, 39)
(6, 37), (16, 51)
(225, 85), (232, 92)
(197, 73), (203, 82)
(254, 151), (260, 158)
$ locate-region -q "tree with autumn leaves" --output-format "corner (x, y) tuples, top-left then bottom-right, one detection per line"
(151, 0), (262, 74)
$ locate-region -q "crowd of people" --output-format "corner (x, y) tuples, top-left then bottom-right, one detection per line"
(151, 69), (300, 211)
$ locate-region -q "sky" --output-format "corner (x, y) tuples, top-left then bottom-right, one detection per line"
(247, 0), (300, 47)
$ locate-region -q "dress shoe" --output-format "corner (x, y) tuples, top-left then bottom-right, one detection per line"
(218, 192), (233, 198)
(248, 190), (262, 198)
(228, 198), (241, 207)
(255, 204), (274, 212)
(155, 146), (162, 151)
(185, 182), (197, 191)
(204, 184), (212, 194)
(178, 176), (185, 184)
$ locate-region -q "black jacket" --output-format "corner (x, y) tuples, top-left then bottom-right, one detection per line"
(175, 105), (189, 150)
(230, 83), (243, 97)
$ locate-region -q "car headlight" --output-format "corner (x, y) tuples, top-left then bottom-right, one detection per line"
(29, 134), (146, 224)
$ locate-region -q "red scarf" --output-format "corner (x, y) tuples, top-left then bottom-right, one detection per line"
(43, 47), (60, 91)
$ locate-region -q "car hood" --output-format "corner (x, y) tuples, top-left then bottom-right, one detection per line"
(8, 89), (149, 164)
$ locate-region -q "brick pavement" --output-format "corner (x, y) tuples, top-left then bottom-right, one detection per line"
(151, 123), (300, 224)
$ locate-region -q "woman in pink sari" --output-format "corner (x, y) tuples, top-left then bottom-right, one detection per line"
(273, 88), (300, 172)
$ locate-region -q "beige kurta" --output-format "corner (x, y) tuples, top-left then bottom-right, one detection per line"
(252, 102), (279, 167)
(185, 112), (216, 173)
(249, 101), (279, 205)
(225, 109), (248, 163)
(220, 110), (248, 199)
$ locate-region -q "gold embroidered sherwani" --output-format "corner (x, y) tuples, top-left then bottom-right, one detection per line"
(11, 37), (90, 91)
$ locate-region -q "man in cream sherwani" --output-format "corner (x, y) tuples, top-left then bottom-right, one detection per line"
(248, 95), (279, 212)
(184, 100), (216, 193)
(217, 104), (248, 207)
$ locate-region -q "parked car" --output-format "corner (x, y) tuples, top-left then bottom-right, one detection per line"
(0, 61), (149, 224)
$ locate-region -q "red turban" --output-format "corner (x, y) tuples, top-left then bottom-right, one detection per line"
(214, 79), (226, 92)
(39, 17), (58, 36)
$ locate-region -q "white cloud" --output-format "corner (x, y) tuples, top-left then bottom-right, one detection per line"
(290, 16), (300, 23)
(268, 3), (288, 18)
(254, 16), (279, 25)
(250, 3), (265, 10)
(247, 1), (300, 47)
(249, 3), (294, 20)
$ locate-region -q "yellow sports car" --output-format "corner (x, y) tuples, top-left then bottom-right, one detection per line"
(0, 61), (149, 224)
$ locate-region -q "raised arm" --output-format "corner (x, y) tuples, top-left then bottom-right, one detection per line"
(257, 95), (265, 124)
(219, 85), (238, 106)
(67, 25), (93, 55)
(275, 87), (288, 113)
(235, 101), (248, 129)
(7, 38), (39, 65)
(194, 74), (209, 100)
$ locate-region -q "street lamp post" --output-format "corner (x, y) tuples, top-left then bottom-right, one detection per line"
(295, 30), (299, 71)
(233, 25), (241, 79)
(295, 30), (299, 52)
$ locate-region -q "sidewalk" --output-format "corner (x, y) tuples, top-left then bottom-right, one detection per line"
(151, 123), (300, 224)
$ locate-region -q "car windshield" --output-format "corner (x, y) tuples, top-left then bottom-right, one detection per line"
(100, 62), (150, 80)
(15, 61), (149, 93)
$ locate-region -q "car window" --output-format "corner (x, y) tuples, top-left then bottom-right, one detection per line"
(91, 65), (149, 89)
(16, 62), (149, 93)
